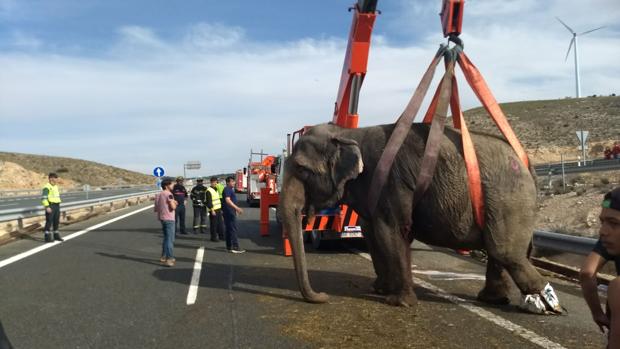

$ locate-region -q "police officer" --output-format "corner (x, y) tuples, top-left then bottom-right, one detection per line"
(172, 176), (188, 235)
(206, 177), (225, 242)
(42, 172), (63, 242)
(190, 178), (208, 234)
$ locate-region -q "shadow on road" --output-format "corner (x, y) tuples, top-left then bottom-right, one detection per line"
(95, 252), (196, 265)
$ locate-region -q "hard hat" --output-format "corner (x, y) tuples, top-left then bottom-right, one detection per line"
(196, 177), (204, 182)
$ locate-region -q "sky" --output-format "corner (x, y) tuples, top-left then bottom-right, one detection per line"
(1, 0), (619, 177)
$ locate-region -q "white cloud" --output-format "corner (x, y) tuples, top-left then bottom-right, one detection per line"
(1, 2), (619, 175)
(10, 31), (42, 49)
(184, 22), (245, 50)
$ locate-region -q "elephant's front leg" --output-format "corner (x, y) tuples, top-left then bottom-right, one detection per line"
(373, 218), (417, 307)
(362, 221), (390, 295)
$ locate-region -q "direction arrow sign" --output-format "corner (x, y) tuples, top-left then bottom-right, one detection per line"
(153, 166), (165, 177)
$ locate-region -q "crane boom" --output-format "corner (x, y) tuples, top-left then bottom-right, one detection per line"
(332, 0), (378, 129)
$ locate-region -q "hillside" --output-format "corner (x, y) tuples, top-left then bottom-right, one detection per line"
(0, 152), (152, 189)
(463, 96), (620, 163)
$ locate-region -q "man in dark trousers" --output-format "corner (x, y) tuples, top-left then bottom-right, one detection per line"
(41, 172), (63, 243)
(222, 176), (245, 253)
(206, 177), (225, 242)
(172, 176), (188, 235)
(190, 178), (208, 234)
(580, 186), (620, 347)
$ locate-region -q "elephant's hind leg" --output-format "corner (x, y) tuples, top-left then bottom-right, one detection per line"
(477, 256), (511, 305)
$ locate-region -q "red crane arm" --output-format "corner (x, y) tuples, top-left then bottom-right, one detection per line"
(332, 0), (378, 129)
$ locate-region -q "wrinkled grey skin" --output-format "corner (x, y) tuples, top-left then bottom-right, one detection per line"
(279, 123), (546, 307)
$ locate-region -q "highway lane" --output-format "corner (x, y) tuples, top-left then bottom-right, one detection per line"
(0, 197), (610, 348)
(0, 187), (156, 210)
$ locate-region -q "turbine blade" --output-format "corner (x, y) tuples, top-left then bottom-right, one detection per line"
(565, 38), (574, 61)
(556, 17), (575, 34)
(579, 26), (605, 36)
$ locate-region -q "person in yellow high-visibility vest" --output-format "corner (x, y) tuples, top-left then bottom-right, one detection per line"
(41, 173), (63, 242)
(206, 177), (225, 242)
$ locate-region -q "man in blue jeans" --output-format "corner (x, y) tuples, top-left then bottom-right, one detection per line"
(154, 178), (177, 266)
(222, 176), (245, 253)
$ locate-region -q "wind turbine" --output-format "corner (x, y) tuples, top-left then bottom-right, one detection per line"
(556, 17), (605, 98)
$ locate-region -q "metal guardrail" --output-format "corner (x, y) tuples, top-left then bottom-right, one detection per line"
(534, 158), (620, 176)
(0, 190), (159, 223)
(532, 230), (596, 256)
(0, 184), (154, 198)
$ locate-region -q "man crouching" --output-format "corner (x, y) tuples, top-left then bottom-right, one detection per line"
(580, 186), (620, 347)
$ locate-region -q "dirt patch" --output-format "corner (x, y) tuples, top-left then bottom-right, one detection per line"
(464, 96), (620, 164)
(536, 171), (620, 237)
(0, 151), (151, 187)
(0, 161), (77, 190)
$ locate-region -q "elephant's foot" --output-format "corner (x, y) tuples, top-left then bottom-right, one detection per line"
(385, 290), (418, 308)
(371, 278), (390, 295)
(477, 286), (510, 305)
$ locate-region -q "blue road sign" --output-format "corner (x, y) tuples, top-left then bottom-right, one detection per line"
(153, 167), (165, 177)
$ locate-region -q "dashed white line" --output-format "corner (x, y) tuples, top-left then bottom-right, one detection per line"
(352, 250), (567, 349)
(186, 246), (205, 305)
(0, 205), (154, 269)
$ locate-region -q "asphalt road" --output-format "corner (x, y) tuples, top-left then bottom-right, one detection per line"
(0, 195), (610, 348)
(0, 187), (156, 210)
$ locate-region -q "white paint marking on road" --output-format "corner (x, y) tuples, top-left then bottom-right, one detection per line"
(413, 270), (486, 281)
(0, 205), (154, 269)
(352, 250), (567, 349)
(186, 246), (205, 305)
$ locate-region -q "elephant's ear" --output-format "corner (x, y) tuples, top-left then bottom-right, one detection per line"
(330, 137), (364, 194)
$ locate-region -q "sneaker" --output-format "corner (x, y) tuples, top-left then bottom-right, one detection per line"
(44, 233), (53, 243)
(230, 248), (246, 254)
(165, 258), (176, 267)
(160, 256), (167, 263)
(53, 232), (64, 242)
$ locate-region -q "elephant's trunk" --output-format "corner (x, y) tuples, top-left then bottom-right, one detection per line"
(280, 173), (329, 304)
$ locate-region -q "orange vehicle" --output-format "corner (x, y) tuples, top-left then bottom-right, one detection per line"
(246, 150), (278, 206)
(260, 0), (378, 253)
(234, 169), (247, 193)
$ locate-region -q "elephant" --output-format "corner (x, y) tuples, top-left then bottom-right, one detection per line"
(278, 122), (562, 314)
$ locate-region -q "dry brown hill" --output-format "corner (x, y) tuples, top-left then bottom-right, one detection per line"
(463, 96), (620, 163)
(0, 152), (151, 189)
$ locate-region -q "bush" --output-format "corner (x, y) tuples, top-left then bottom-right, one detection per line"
(56, 167), (69, 173)
(601, 178), (610, 185)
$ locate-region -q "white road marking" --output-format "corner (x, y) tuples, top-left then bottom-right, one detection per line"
(0, 205), (154, 269)
(352, 250), (567, 349)
(186, 246), (205, 305)
(413, 270), (486, 281)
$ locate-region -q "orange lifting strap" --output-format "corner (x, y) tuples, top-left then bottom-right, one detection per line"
(369, 39), (528, 231)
